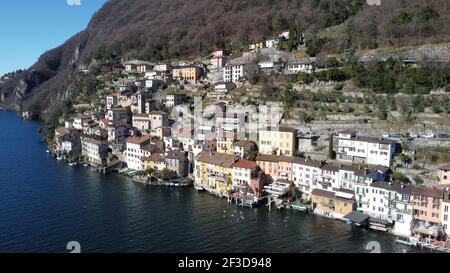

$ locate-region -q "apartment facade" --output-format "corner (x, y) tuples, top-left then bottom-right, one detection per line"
(258, 127), (297, 156)
(194, 152), (238, 195)
(336, 130), (396, 167)
(125, 135), (153, 170)
(223, 64), (244, 83)
(172, 66), (203, 83)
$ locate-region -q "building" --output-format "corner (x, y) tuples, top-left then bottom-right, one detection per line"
(232, 160), (266, 198)
(107, 108), (128, 124)
(311, 188), (355, 219)
(223, 64), (244, 83)
(106, 93), (119, 110)
(258, 127), (297, 156)
(172, 66), (203, 83)
(232, 140), (257, 159)
(258, 61), (284, 71)
(208, 82), (235, 100)
(336, 130), (397, 167)
(216, 131), (237, 154)
(441, 191), (450, 238)
(124, 60), (153, 73)
(292, 158), (324, 196)
(194, 152), (238, 195)
(165, 150), (189, 177)
(412, 187), (445, 240)
(73, 116), (94, 130)
(143, 153), (166, 171)
(107, 124), (130, 142)
(125, 135), (153, 170)
(363, 182), (416, 237)
(81, 136), (109, 167)
(286, 59), (315, 74)
(148, 111), (169, 130)
(256, 154), (295, 183)
(438, 164), (450, 185)
(165, 93), (187, 108)
(210, 50), (228, 70)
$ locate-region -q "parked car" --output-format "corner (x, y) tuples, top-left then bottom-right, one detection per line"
(437, 133), (450, 139)
(420, 133), (435, 138)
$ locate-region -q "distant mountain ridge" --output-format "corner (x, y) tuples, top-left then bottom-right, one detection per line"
(1, 0), (449, 118)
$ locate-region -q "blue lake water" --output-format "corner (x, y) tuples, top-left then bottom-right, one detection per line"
(0, 110), (421, 253)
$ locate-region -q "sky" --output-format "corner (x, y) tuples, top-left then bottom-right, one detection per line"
(0, 0), (107, 75)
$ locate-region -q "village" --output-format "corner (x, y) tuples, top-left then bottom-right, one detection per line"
(46, 30), (450, 253)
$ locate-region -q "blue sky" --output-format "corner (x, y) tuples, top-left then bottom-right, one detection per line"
(0, 0), (107, 75)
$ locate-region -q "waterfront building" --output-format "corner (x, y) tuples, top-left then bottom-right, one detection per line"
(441, 191), (450, 238)
(232, 160), (266, 198)
(412, 187), (445, 240)
(292, 158), (323, 197)
(81, 136), (109, 167)
(143, 153), (166, 172)
(311, 188), (355, 219)
(165, 150), (189, 177)
(194, 152), (238, 195)
(125, 135), (153, 170)
(256, 154), (295, 183)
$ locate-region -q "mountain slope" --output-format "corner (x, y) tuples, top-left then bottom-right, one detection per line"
(1, 0), (449, 118)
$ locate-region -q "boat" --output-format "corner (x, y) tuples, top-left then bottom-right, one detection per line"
(56, 157), (63, 161)
(46, 150), (50, 154)
(68, 163), (74, 166)
(396, 236), (419, 247)
(194, 183), (205, 191)
(83, 164), (89, 167)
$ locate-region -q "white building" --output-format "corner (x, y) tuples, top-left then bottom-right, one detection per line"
(81, 137), (108, 167)
(165, 94), (186, 108)
(73, 116), (93, 130)
(292, 158), (323, 196)
(441, 192), (450, 237)
(336, 130), (397, 167)
(232, 160), (258, 193)
(125, 135), (153, 170)
(223, 64), (244, 83)
(286, 59), (315, 74)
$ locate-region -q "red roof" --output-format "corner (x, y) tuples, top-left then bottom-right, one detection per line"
(233, 160), (257, 169)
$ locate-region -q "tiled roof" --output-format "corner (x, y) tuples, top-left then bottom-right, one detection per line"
(311, 189), (335, 199)
(195, 152), (237, 168)
(126, 135), (152, 145)
(233, 160), (257, 169)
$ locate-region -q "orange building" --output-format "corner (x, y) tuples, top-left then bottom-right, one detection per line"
(311, 189), (355, 218)
(172, 66), (203, 83)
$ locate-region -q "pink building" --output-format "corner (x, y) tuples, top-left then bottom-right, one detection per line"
(256, 154), (294, 183)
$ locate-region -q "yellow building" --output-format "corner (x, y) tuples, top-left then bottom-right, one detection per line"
(258, 127), (297, 156)
(194, 152), (238, 196)
(438, 164), (450, 185)
(172, 66), (202, 82)
(143, 153), (166, 171)
(216, 131), (237, 154)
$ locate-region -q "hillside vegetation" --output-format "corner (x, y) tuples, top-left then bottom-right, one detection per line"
(1, 0), (450, 117)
